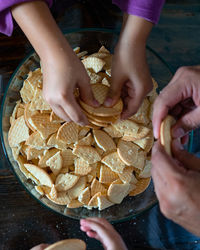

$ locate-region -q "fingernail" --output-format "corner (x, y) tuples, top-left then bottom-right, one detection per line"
(172, 139), (184, 151)
(153, 128), (158, 139)
(172, 128), (185, 138)
(92, 99), (99, 107)
(104, 98), (113, 107)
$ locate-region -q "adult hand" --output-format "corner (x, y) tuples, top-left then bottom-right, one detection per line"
(151, 140), (200, 236)
(104, 15), (153, 119)
(80, 218), (127, 250)
(153, 66), (200, 139)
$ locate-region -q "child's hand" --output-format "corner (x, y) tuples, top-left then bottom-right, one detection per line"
(104, 15), (153, 119)
(80, 218), (127, 250)
(42, 46), (98, 125)
(12, 1), (98, 126)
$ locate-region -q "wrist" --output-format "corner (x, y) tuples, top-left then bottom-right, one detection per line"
(120, 14), (153, 45)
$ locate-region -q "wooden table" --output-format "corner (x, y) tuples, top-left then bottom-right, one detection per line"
(1, 1), (200, 249)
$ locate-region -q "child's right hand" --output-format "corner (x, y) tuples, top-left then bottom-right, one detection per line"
(80, 218), (128, 250)
(41, 45), (99, 125)
(12, 1), (98, 126)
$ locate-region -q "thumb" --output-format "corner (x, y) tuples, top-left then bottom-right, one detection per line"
(172, 107), (200, 138)
(104, 76), (123, 107)
(172, 139), (200, 171)
(78, 79), (99, 107)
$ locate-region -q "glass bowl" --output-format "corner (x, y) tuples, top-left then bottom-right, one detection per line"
(1, 28), (182, 223)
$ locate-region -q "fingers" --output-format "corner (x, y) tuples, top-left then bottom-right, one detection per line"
(80, 218), (127, 250)
(78, 77), (99, 107)
(51, 106), (71, 122)
(121, 82), (147, 119)
(60, 92), (89, 126)
(104, 73), (124, 107)
(151, 141), (186, 179)
(172, 139), (200, 171)
(172, 107), (200, 138)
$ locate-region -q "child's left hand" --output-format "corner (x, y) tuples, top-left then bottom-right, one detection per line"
(104, 15), (153, 119)
(80, 218), (127, 250)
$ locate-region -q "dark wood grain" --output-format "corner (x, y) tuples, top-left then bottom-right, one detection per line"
(1, 1), (200, 249)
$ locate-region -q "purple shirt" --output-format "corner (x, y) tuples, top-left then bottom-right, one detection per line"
(113, 0), (165, 24)
(0, 0), (164, 36)
(0, 0), (52, 36)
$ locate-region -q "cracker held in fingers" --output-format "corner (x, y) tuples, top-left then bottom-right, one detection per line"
(160, 115), (176, 156)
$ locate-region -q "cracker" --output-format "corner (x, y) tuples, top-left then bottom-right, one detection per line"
(117, 139), (139, 166)
(134, 131), (154, 153)
(101, 151), (126, 173)
(77, 51), (88, 58)
(108, 183), (130, 204)
(55, 173), (80, 191)
(98, 46), (110, 54)
(24, 164), (53, 187)
(129, 177), (151, 196)
(45, 239), (86, 250)
(26, 68), (43, 88)
(25, 131), (48, 150)
(47, 133), (68, 150)
(103, 125), (123, 138)
(30, 113), (60, 139)
(87, 69), (103, 84)
(91, 178), (107, 196)
(16, 107), (24, 118)
(99, 164), (118, 184)
(46, 191), (71, 205)
(27, 146), (44, 160)
(103, 55), (112, 70)
(8, 116), (29, 147)
(74, 158), (92, 176)
(139, 160), (152, 178)
(78, 187), (90, 205)
(49, 184), (57, 199)
(134, 150), (146, 170)
(83, 110), (118, 124)
(160, 115), (176, 156)
(79, 84), (123, 117)
(50, 111), (65, 123)
(24, 103), (39, 132)
(46, 151), (63, 176)
(87, 118), (109, 127)
(105, 69), (111, 77)
(73, 46), (80, 54)
(39, 148), (60, 168)
(75, 132), (94, 146)
(68, 176), (86, 199)
(97, 195), (114, 211)
(67, 200), (83, 209)
(129, 98), (150, 125)
(82, 57), (105, 73)
(118, 167), (134, 183)
(61, 149), (76, 167)
(122, 125), (151, 141)
(93, 129), (116, 152)
(73, 145), (101, 164)
(20, 80), (36, 103)
(78, 127), (90, 139)
(29, 88), (51, 111)
(57, 122), (79, 144)
(102, 77), (110, 87)
(113, 120), (140, 135)
(88, 192), (101, 207)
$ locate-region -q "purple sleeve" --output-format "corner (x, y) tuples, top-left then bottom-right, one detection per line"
(113, 0), (165, 24)
(0, 0), (53, 36)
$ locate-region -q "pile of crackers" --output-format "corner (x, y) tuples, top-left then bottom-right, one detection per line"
(8, 46), (158, 211)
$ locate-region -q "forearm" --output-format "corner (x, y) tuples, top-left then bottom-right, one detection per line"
(11, 1), (71, 61)
(120, 14), (153, 46)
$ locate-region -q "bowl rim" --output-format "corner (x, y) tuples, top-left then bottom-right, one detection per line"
(1, 27), (189, 223)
